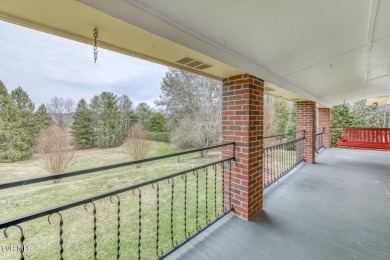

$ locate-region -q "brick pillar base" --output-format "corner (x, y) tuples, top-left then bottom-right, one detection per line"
(222, 74), (264, 220)
(318, 108), (331, 148)
(296, 101), (316, 164)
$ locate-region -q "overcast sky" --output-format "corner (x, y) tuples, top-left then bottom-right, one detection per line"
(0, 21), (168, 107)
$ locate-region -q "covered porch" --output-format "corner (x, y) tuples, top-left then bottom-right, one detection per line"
(1, 1), (390, 259)
(169, 148), (390, 260)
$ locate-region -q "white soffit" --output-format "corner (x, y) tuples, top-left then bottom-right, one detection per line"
(118, 0), (390, 106)
(2, 1), (390, 107)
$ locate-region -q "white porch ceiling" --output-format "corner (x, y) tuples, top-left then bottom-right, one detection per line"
(112, 0), (390, 106)
(1, 0), (390, 106)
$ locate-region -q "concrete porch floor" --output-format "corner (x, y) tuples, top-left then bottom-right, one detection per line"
(167, 148), (390, 260)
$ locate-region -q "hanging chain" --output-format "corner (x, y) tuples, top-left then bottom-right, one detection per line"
(93, 28), (99, 63)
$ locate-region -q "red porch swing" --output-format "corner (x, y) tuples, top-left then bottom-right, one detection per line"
(337, 128), (390, 149)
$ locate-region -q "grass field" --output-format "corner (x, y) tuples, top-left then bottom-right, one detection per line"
(0, 142), (227, 260)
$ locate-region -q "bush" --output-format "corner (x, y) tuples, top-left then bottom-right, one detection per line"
(147, 132), (170, 143)
(124, 123), (151, 168)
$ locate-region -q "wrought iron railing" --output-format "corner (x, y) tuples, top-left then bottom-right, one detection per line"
(263, 131), (305, 188)
(0, 143), (235, 260)
(316, 128), (325, 152)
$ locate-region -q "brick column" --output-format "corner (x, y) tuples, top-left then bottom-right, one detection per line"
(296, 101), (316, 164)
(318, 108), (331, 148)
(222, 74), (264, 220)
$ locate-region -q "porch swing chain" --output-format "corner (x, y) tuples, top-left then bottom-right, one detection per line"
(94, 28), (98, 63)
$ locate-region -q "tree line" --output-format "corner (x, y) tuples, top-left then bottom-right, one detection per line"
(0, 81), (50, 162)
(71, 93), (167, 149)
(0, 80), (168, 163)
(0, 70), (297, 163)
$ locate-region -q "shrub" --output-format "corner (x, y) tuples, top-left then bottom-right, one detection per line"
(147, 132), (170, 143)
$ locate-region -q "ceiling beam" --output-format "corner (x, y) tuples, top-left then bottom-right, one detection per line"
(363, 0), (379, 87)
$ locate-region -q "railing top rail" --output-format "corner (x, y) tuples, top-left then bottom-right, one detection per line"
(264, 136), (305, 150)
(0, 156), (234, 229)
(342, 127), (390, 131)
(0, 142), (235, 190)
(263, 130), (305, 139)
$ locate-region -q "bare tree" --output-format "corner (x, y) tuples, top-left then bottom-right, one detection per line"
(156, 68), (221, 156)
(171, 104), (221, 158)
(263, 95), (279, 147)
(351, 100), (390, 128)
(35, 124), (75, 183)
(47, 97), (75, 130)
(124, 123), (150, 168)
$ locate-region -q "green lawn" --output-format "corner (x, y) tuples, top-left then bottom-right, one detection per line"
(0, 142), (226, 260)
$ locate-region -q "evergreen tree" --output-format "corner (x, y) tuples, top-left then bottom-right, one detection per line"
(135, 103), (153, 127)
(71, 99), (95, 148)
(34, 105), (51, 132)
(0, 81), (18, 161)
(118, 95), (135, 136)
(90, 92), (123, 148)
(331, 104), (355, 145)
(148, 112), (168, 132)
(274, 98), (296, 135)
(0, 82), (49, 162)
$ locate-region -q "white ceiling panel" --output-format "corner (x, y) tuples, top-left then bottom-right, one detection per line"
(283, 47), (366, 100)
(372, 0), (390, 41)
(365, 75), (390, 93)
(130, 0), (370, 76)
(367, 36), (390, 81)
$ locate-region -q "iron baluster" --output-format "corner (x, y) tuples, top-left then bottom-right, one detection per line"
(270, 147), (274, 183)
(274, 146), (277, 179)
(221, 162), (225, 212)
(193, 170), (200, 229)
(182, 173), (190, 238)
(3, 225), (25, 260)
(278, 146), (281, 179)
(228, 160), (232, 209)
(213, 164), (217, 218)
(273, 147), (276, 182)
(282, 144), (286, 175)
(167, 178), (177, 247)
(84, 202), (97, 260)
(275, 147), (278, 181)
(284, 143), (287, 174)
(132, 189), (142, 260)
(205, 167), (209, 223)
(110, 195), (121, 260)
(288, 142), (292, 171)
(288, 142), (291, 171)
(267, 149), (270, 187)
(284, 143), (288, 174)
(152, 183), (163, 258)
(48, 212), (64, 260)
(281, 144), (285, 175)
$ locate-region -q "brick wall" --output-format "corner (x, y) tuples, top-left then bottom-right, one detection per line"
(318, 108), (331, 148)
(221, 74), (264, 220)
(296, 101), (316, 164)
